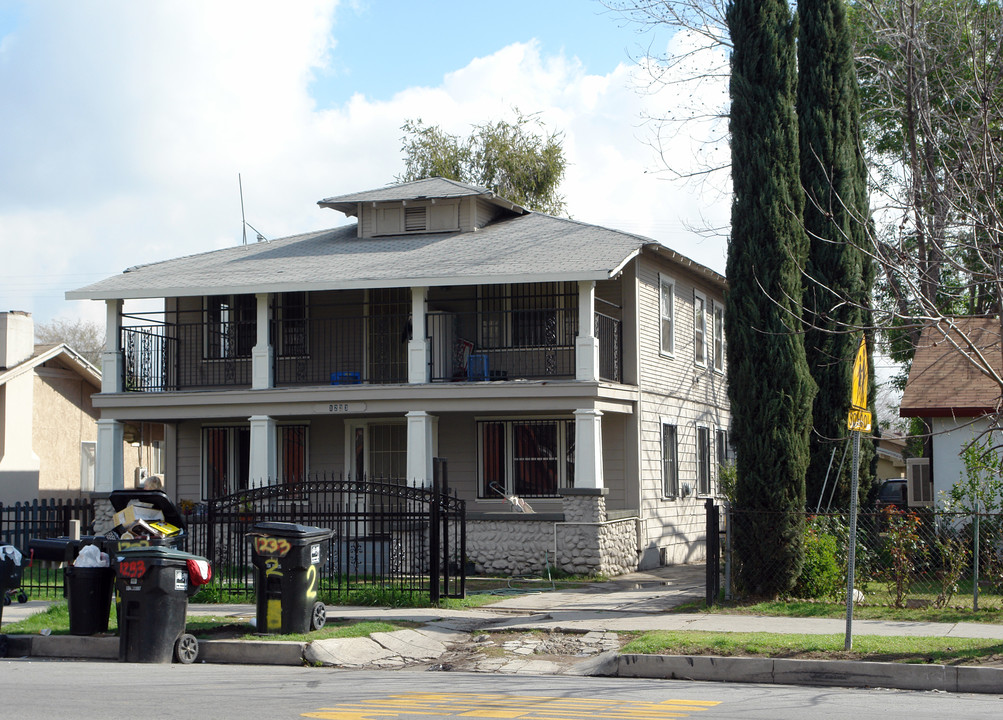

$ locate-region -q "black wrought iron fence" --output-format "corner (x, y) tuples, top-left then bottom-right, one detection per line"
(1, 498), (95, 599)
(722, 506), (1003, 610)
(184, 471), (465, 603)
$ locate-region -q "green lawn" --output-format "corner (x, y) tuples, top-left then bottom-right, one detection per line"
(622, 630), (1003, 665)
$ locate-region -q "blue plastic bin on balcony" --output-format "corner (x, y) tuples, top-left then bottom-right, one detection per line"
(467, 354), (489, 381)
(330, 371), (361, 385)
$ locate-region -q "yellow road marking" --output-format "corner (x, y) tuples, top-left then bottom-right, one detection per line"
(303, 692), (721, 720)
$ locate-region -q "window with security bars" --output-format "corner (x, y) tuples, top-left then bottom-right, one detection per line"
(368, 422), (406, 482)
(478, 419), (574, 498)
(275, 292), (308, 358)
(478, 283), (577, 349)
(280, 425), (308, 483)
(697, 426), (711, 495)
(662, 423), (678, 497)
(205, 294), (256, 359)
(203, 425), (250, 499)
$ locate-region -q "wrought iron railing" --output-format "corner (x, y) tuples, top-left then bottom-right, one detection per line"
(183, 473), (465, 601)
(595, 312), (622, 383)
(122, 321), (253, 391)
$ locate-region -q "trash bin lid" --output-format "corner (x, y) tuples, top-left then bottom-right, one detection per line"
(250, 521), (333, 541)
(114, 545), (208, 564)
(109, 489), (187, 532)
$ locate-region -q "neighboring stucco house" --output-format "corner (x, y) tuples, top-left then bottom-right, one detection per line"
(899, 318), (1002, 507)
(875, 435), (906, 483)
(0, 311), (163, 506)
(67, 178), (731, 573)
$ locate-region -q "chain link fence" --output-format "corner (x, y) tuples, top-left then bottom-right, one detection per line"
(724, 507), (1003, 610)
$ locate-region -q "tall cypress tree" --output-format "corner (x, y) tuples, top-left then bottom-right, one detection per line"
(726, 0), (816, 597)
(798, 0), (876, 509)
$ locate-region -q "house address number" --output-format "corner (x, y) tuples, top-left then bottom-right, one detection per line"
(314, 402), (366, 413)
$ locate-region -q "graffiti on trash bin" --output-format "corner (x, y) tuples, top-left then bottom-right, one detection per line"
(118, 559), (146, 578)
(253, 536), (292, 557)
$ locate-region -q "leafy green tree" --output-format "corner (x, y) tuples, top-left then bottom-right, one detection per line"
(725, 0), (816, 598)
(798, 0), (876, 508)
(398, 111), (567, 215)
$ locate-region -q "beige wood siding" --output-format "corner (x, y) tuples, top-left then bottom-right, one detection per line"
(634, 254), (730, 560)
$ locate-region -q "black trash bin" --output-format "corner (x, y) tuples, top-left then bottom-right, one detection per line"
(27, 537), (114, 636)
(1, 547), (25, 621)
(65, 564), (115, 636)
(248, 522), (333, 634)
(114, 546), (211, 663)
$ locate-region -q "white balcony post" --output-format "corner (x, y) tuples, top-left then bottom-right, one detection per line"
(573, 408), (604, 490)
(408, 286), (430, 383)
(251, 292), (273, 390)
(96, 419), (125, 492)
(249, 415), (277, 487)
(576, 280), (599, 381)
(102, 299), (123, 393)
(406, 410), (434, 487)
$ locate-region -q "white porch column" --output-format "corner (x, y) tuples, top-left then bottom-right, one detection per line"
(573, 408), (604, 490)
(251, 292), (273, 390)
(249, 415), (277, 487)
(575, 280), (599, 381)
(95, 419), (125, 493)
(408, 286), (430, 384)
(102, 299), (123, 393)
(406, 410), (434, 487)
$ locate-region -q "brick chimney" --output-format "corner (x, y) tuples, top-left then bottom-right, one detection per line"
(0, 311), (35, 368)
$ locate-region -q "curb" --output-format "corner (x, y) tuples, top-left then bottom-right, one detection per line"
(4, 634), (1002, 694)
(615, 654), (1003, 694)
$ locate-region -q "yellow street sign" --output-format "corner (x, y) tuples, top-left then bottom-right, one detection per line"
(851, 335), (868, 410)
(847, 408), (872, 433)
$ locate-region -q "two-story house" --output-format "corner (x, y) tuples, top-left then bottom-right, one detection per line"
(67, 178), (729, 574)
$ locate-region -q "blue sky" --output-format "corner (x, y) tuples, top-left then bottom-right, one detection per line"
(314, 1), (649, 106)
(0, 0), (728, 326)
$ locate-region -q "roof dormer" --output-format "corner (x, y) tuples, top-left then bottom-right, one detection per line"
(318, 177), (527, 239)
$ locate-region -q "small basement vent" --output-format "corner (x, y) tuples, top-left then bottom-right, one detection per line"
(906, 457), (933, 507)
(405, 206), (427, 232)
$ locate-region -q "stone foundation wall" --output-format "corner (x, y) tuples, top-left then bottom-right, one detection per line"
(466, 518), (556, 575)
(466, 489), (640, 577)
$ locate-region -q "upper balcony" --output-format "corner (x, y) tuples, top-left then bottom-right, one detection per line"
(119, 285), (623, 393)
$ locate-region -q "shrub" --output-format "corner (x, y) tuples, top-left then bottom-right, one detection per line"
(792, 521), (842, 600)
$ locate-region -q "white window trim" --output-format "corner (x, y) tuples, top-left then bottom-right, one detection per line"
(659, 274), (676, 358)
(693, 290), (708, 367)
(661, 419), (679, 499)
(712, 299), (725, 373)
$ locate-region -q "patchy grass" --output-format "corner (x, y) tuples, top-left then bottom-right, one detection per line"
(1, 601), (117, 635)
(672, 598), (1003, 624)
(622, 630), (1003, 665)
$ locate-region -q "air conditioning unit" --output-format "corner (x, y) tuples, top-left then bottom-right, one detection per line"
(906, 458), (933, 507)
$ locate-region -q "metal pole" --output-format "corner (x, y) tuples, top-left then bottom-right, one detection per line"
(974, 504), (980, 612)
(844, 429), (861, 650)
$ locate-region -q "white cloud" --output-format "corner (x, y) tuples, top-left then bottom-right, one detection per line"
(0, 0), (730, 325)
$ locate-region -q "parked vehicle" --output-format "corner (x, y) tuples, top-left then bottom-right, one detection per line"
(875, 478), (909, 510)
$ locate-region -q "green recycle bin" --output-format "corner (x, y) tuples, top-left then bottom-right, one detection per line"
(114, 546), (211, 663)
(248, 522), (332, 634)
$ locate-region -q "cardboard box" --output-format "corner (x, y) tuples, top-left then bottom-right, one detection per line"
(113, 503), (165, 529)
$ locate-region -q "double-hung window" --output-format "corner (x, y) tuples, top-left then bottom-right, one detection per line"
(478, 419), (575, 498)
(712, 301), (725, 372)
(662, 423), (678, 497)
(694, 291), (707, 366)
(697, 426), (711, 495)
(659, 275), (675, 356)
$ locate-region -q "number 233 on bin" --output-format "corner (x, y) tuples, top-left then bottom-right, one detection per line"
(253, 536), (292, 557)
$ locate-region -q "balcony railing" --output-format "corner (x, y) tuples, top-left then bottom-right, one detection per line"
(121, 308), (622, 392)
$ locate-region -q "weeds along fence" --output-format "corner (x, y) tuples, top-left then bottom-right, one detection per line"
(723, 507), (1003, 610)
(0, 498), (95, 600)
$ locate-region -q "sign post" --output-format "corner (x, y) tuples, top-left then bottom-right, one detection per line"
(844, 336), (870, 650)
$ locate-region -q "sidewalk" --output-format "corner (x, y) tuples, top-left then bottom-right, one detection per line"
(4, 564), (1003, 694)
